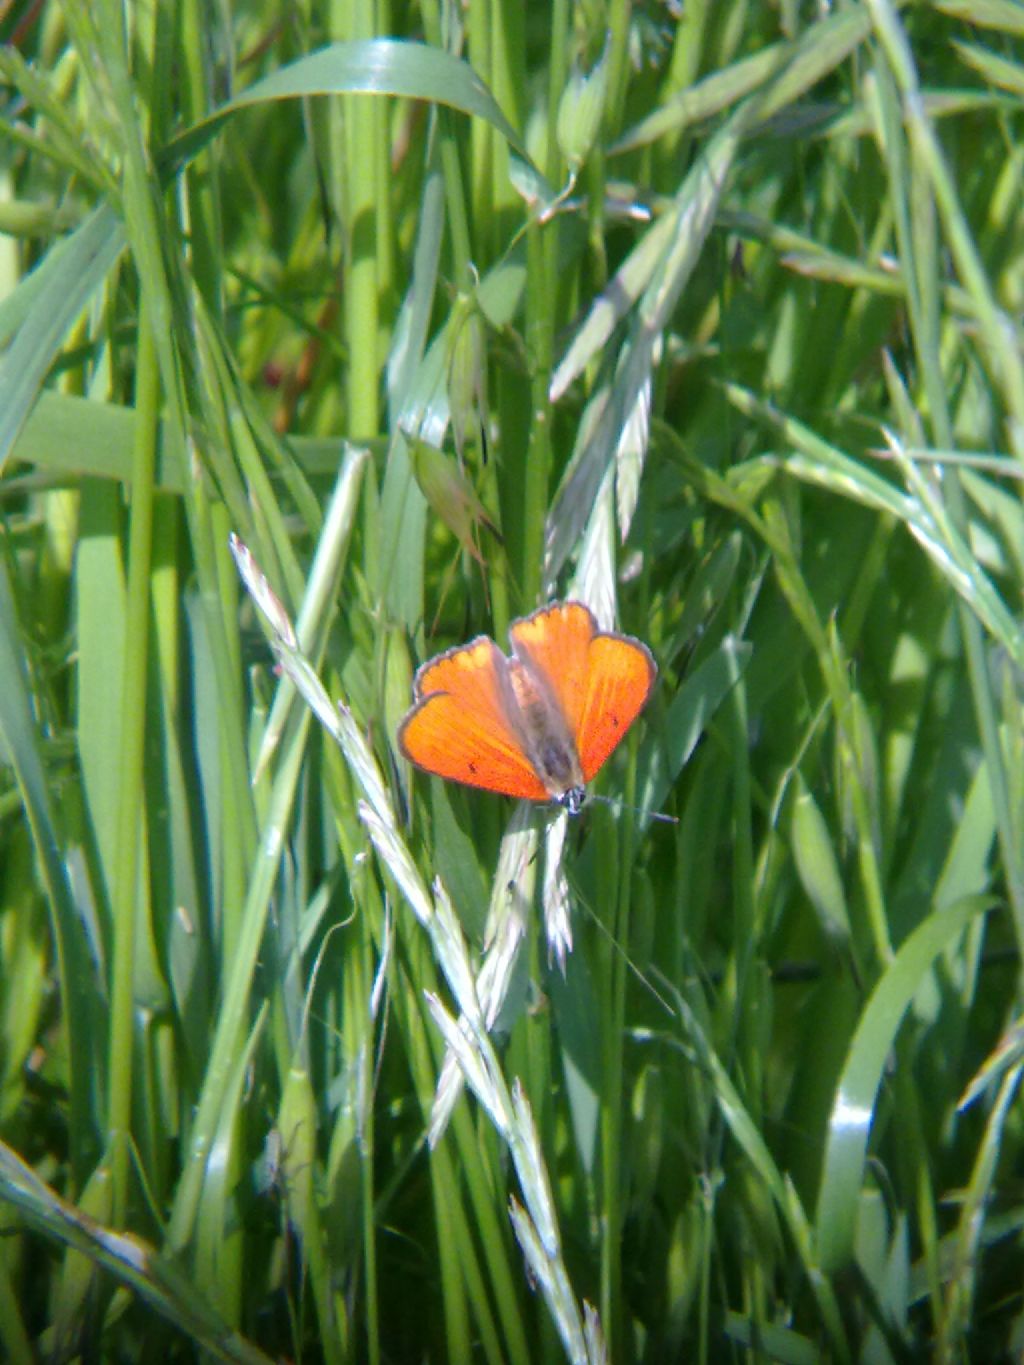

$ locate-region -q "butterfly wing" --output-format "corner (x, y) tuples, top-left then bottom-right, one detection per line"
(574, 630), (656, 783)
(508, 601), (596, 739)
(398, 637), (549, 800)
(510, 600), (656, 787)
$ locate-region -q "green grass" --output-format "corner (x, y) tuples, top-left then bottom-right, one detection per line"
(2, 1), (1024, 1360)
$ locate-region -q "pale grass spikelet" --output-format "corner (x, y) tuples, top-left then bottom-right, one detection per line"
(423, 988), (507, 1135)
(879, 428), (1024, 666)
(429, 870), (532, 1138)
(583, 1302), (608, 1365)
(431, 811), (537, 1141)
(543, 810), (573, 969)
(476, 894), (527, 1028)
(480, 895), (529, 1026)
(338, 704), (394, 826)
(430, 878), (484, 1026)
(229, 533), (297, 650)
(431, 879), (529, 1135)
(406, 435), (496, 565)
(483, 805), (538, 950)
(358, 801), (433, 930)
(419, 925), (605, 1359)
(480, 806), (537, 1017)
(545, 330), (658, 587)
(445, 296), (487, 459)
(427, 875), (525, 1145)
(509, 1078), (558, 1259)
(426, 880), (518, 1145)
(229, 537), (396, 828)
(430, 1049), (465, 1143)
(509, 1194), (600, 1365)
(508, 1197), (547, 1292)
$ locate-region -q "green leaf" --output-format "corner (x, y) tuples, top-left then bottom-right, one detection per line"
(815, 896), (994, 1273)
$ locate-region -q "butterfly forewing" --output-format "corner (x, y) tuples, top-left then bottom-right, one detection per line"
(412, 636), (504, 703)
(398, 637), (549, 800)
(575, 631), (656, 783)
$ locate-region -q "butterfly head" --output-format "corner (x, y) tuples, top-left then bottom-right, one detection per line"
(557, 785), (587, 816)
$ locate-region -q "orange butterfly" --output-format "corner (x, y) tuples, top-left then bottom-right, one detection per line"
(398, 601), (656, 814)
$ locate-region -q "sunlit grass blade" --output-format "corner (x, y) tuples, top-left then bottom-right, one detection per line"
(815, 896), (994, 1274)
(160, 40), (552, 207)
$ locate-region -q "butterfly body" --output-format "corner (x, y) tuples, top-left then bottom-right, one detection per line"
(398, 601), (655, 812)
(506, 650), (586, 804)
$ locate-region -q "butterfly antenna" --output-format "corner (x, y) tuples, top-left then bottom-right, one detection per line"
(589, 793), (678, 824)
(569, 882), (677, 1018)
